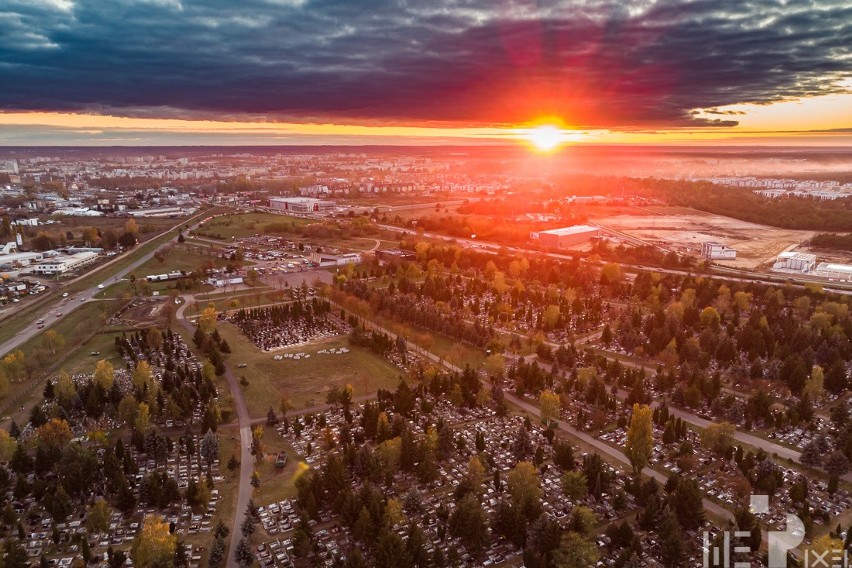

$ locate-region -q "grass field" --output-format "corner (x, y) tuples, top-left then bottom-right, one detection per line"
(216, 322), (404, 418)
(197, 212), (312, 240)
(0, 299), (122, 424)
(132, 247), (234, 277)
(250, 427), (305, 507)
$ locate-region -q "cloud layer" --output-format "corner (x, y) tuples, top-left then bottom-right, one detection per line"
(0, 0), (849, 128)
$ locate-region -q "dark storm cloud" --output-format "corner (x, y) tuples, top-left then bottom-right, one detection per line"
(0, 0), (849, 127)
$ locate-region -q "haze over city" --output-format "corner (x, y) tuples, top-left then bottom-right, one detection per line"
(0, 0), (850, 146)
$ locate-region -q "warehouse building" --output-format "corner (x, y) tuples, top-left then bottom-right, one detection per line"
(310, 251), (362, 267)
(32, 251), (98, 275)
(269, 197), (336, 214)
(773, 252), (816, 273)
(536, 225), (600, 249)
(812, 263), (852, 281)
(700, 242), (737, 260)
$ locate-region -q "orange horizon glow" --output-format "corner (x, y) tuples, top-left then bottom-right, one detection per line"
(0, 87), (850, 146)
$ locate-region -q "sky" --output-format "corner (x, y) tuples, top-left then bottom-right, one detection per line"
(0, 0), (850, 146)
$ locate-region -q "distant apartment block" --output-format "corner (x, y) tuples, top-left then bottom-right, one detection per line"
(535, 225), (600, 249)
(700, 242), (737, 260)
(269, 197), (336, 214)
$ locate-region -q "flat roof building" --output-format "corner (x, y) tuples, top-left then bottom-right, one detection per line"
(310, 251), (362, 267)
(32, 251), (98, 275)
(536, 225), (600, 249)
(701, 242), (737, 260)
(813, 263), (852, 282)
(773, 252), (816, 273)
(269, 197), (336, 214)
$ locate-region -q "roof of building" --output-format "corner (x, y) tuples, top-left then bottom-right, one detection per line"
(539, 225), (599, 236)
(817, 263), (852, 273)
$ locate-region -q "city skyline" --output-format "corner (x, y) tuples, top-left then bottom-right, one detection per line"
(0, 0), (850, 146)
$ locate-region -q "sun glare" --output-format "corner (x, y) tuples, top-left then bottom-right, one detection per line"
(526, 125), (564, 151)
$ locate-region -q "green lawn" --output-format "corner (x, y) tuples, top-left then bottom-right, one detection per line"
(216, 322), (404, 418)
(196, 212), (312, 240)
(0, 299), (122, 424)
(251, 427), (305, 508)
(132, 247), (234, 278)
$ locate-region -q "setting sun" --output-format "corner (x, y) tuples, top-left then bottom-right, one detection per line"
(526, 125), (565, 151)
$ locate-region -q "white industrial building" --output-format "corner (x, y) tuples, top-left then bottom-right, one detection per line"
(773, 252), (817, 273)
(700, 242), (737, 260)
(269, 197), (336, 214)
(812, 263), (852, 281)
(0, 251), (45, 268)
(32, 252), (98, 275)
(310, 252), (362, 267)
(207, 276), (244, 288)
(534, 225), (600, 249)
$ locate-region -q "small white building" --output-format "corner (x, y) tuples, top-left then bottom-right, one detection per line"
(310, 252), (362, 267)
(773, 252), (816, 273)
(812, 263), (852, 281)
(32, 251), (98, 275)
(700, 242), (737, 260)
(207, 276), (244, 288)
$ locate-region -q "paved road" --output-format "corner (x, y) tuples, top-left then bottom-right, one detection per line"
(177, 297), (252, 568)
(0, 213), (208, 359)
(376, 223), (852, 296)
(526, 351), (852, 484)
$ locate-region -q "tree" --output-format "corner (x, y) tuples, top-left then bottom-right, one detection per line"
(539, 390), (560, 425)
(700, 306), (721, 330)
(802, 365), (825, 402)
(384, 498), (405, 528)
(512, 425), (533, 461)
(825, 451), (850, 476)
(562, 470), (588, 501)
(508, 461), (541, 521)
(701, 422), (736, 456)
(600, 263), (623, 284)
(235, 538), (254, 567)
(484, 353), (506, 378)
(200, 429), (219, 470)
(135, 402), (151, 435)
(673, 478), (705, 530)
(552, 439), (575, 470)
(36, 418), (72, 451)
(658, 507), (685, 567)
(0, 428), (16, 462)
(448, 493), (489, 554)
(87, 498), (112, 533)
(625, 404), (653, 474)
(569, 505), (597, 535)
(93, 359), (115, 390)
(132, 361), (154, 391)
(198, 305), (218, 335)
(131, 514), (177, 567)
(551, 532), (599, 568)
(41, 330), (64, 356)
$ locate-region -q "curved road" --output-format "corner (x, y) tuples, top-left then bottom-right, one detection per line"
(176, 297), (252, 568)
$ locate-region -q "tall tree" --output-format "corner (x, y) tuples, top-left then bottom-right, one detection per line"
(625, 404), (653, 474)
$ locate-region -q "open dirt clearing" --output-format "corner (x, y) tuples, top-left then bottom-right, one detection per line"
(592, 208), (815, 269)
